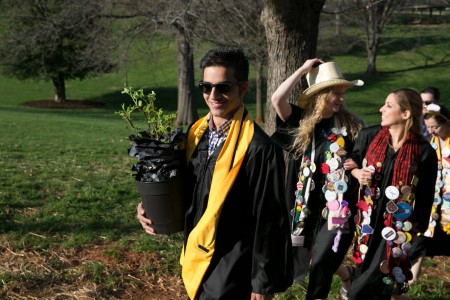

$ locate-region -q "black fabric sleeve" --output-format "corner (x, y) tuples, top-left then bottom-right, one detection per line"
(349, 125), (382, 167)
(246, 139), (293, 294)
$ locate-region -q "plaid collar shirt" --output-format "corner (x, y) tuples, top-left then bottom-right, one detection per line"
(207, 115), (232, 157)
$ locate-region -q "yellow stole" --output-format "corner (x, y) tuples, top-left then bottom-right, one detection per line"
(431, 135), (450, 162)
(180, 105), (254, 299)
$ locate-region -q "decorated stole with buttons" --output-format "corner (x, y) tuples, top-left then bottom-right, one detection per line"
(291, 117), (351, 252)
(181, 105), (254, 299)
(352, 127), (420, 295)
(428, 135), (450, 235)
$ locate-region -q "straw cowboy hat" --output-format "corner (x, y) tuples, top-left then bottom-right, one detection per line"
(297, 62), (364, 105)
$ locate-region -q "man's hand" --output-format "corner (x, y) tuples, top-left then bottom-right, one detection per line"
(137, 202), (157, 235)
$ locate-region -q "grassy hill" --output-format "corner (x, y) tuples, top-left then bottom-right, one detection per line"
(0, 19), (449, 299)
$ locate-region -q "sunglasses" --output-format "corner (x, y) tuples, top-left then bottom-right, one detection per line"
(199, 81), (241, 94)
(423, 101), (434, 106)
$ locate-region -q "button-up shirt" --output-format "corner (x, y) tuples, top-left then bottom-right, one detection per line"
(207, 116), (232, 157)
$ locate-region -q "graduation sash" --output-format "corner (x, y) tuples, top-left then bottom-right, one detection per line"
(180, 105), (254, 299)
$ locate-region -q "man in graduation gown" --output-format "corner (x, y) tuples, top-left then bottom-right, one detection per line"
(137, 47), (293, 299)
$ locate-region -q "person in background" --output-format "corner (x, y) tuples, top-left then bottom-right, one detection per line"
(420, 86), (441, 139)
(407, 103), (450, 289)
(271, 59), (364, 300)
(346, 88), (437, 300)
(137, 47), (293, 300)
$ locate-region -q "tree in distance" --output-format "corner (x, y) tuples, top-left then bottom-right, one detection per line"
(0, 0), (116, 102)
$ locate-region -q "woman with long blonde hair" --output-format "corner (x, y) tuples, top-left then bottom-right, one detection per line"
(271, 59), (364, 300)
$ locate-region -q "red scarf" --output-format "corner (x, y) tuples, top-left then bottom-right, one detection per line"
(366, 127), (420, 186)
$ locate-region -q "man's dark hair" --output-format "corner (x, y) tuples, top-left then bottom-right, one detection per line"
(199, 47), (249, 82)
(420, 86), (441, 102)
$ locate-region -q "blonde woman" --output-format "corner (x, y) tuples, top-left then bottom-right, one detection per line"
(271, 59), (364, 300)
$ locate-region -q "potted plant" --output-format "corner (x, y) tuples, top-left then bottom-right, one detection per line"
(116, 87), (185, 234)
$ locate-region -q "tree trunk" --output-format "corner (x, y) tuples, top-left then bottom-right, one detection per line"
(255, 57), (264, 125)
(364, 3), (379, 76)
(174, 24), (198, 127)
(335, 0), (342, 37)
(261, 0), (325, 135)
(52, 73), (66, 103)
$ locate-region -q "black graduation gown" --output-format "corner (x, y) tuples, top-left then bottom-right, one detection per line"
(271, 105), (359, 299)
(348, 125), (437, 300)
(184, 122), (293, 299)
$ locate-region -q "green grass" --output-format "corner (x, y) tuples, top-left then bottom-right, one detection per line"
(1, 20), (450, 298)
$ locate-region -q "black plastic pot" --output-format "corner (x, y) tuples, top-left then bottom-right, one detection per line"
(136, 176), (184, 235)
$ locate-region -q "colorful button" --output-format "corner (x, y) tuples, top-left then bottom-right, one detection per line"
(391, 247), (402, 258)
(434, 196), (442, 205)
(385, 186), (400, 200)
(392, 266), (403, 277)
(330, 142), (340, 153)
(386, 200), (399, 213)
(360, 244), (368, 254)
(380, 260), (389, 274)
(394, 231), (406, 244)
(336, 137), (345, 147)
(327, 199), (340, 211)
(401, 242), (412, 252)
(382, 227), (397, 240)
(325, 190), (337, 202)
(404, 232), (412, 242)
(403, 221), (412, 232)
(303, 167), (311, 177)
(401, 186), (412, 194)
(334, 180), (348, 194)
(393, 202), (412, 220)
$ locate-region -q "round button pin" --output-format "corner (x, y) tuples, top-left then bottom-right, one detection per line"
(401, 242), (412, 252)
(434, 196), (442, 205)
(325, 190), (337, 202)
(381, 227), (397, 241)
(322, 207), (329, 219)
(336, 137), (345, 147)
(392, 266), (403, 277)
(394, 231), (406, 244)
(385, 186), (400, 200)
(401, 186), (412, 195)
(330, 142), (340, 153)
(380, 260), (389, 274)
(383, 277), (394, 285)
(334, 180), (348, 194)
(327, 158), (339, 171)
(395, 274), (406, 284)
(393, 202), (412, 220)
(391, 247), (402, 258)
(404, 232), (412, 242)
(360, 244), (368, 254)
(327, 199), (340, 211)
(403, 221), (413, 231)
(303, 167), (311, 177)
